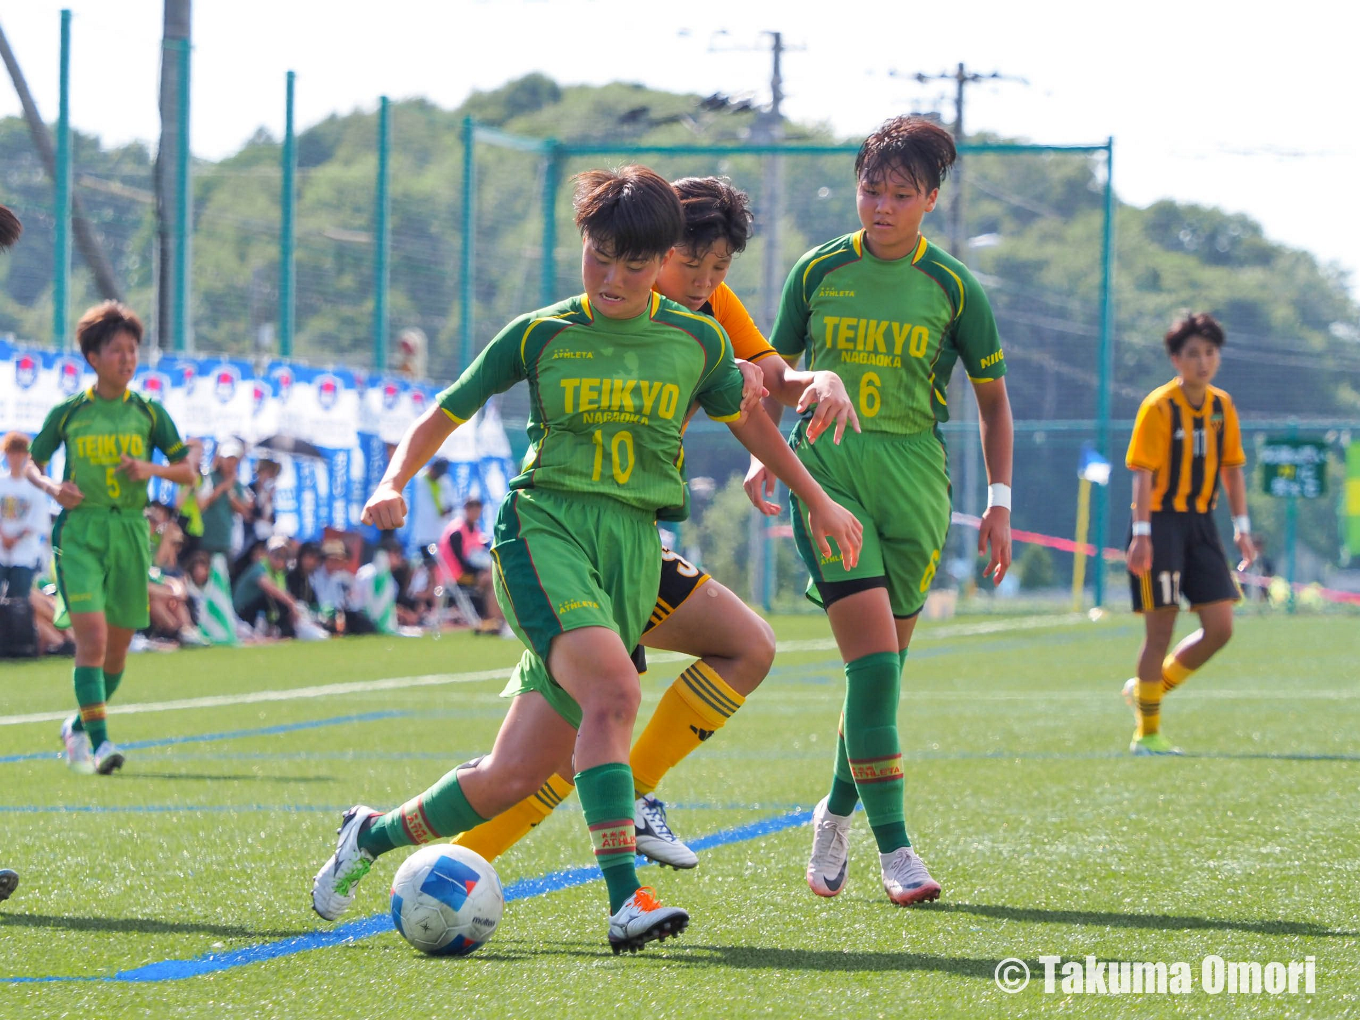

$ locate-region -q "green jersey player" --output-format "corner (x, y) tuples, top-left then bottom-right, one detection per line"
(754, 115), (1014, 906)
(311, 165), (862, 953)
(26, 302), (194, 775)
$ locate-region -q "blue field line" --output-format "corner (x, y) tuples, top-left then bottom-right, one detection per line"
(2, 625), (1109, 764)
(1, 807), (813, 984)
(0, 711), (420, 764)
(0, 801), (804, 815)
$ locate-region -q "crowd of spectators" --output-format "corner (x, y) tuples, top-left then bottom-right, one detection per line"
(0, 433), (501, 659)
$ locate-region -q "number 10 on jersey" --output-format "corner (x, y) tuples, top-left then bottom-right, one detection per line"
(592, 428), (635, 485)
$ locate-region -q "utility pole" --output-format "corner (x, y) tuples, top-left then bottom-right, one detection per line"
(751, 30), (788, 608)
(902, 63), (1023, 573)
(156, 0), (192, 352)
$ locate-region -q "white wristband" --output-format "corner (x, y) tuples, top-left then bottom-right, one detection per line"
(1131, 521), (1152, 537)
(986, 482), (1011, 511)
(1232, 515), (1251, 536)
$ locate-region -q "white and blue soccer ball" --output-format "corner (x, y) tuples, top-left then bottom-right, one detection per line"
(389, 845), (503, 956)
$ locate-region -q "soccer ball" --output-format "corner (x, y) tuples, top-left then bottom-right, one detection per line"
(389, 845), (503, 956)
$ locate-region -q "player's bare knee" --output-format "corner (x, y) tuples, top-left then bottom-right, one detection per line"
(741, 618), (777, 687)
(579, 675), (641, 728)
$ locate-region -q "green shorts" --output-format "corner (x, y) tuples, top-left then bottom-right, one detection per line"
(788, 421), (952, 618)
(492, 488), (662, 728)
(52, 507), (153, 630)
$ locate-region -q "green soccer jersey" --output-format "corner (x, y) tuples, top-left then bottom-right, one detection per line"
(772, 231), (1006, 435)
(438, 292), (745, 514)
(30, 387), (188, 512)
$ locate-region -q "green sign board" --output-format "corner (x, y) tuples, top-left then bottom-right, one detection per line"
(1260, 438), (1328, 499)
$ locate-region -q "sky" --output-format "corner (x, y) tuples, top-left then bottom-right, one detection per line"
(2, 0), (1357, 300)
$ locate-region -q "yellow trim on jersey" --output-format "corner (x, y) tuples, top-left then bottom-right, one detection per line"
(83, 386), (131, 402)
(440, 407), (466, 425)
(851, 231), (864, 257)
(911, 235), (928, 264)
(803, 249), (848, 295)
(649, 291), (661, 316)
(708, 411), (742, 423)
(579, 295), (595, 321)
(927, 259), (966, 320)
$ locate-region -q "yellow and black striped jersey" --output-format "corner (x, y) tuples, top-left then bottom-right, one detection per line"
(1126, 380), (1245, 513)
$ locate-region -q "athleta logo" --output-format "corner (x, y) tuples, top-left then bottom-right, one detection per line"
(399, 798), (435, 843)
(552, 350), (594, 359)
(816, 287), (855, 297)
(589, 821), (636, 856)
(850, 754), (904, 784)
(557, 598), (600, 614)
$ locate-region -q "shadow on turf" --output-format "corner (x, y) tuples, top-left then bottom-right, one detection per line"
(466, 940), (1019, 976)
(0, 912), (302, 940)
(112, 772), (335, 783)
(920, 902), (1357, 938)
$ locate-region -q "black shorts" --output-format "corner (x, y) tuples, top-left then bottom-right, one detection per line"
(1128, 511), (1240, 612)
(642, 548), (711, 635)
(632, 548), (712, 673)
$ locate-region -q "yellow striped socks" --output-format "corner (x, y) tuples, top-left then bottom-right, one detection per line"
(452, 773), (575, 862)
(630, 661), (745, 798)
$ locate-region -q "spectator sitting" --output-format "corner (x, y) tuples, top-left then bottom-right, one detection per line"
(245, 456), (281, 542)
(0, 432), (50, 599)
(287, 541), (322, 609)
(440, 497), (505, 633)
(351, 537), (420, 630)
(310, 539), (355, 633)
(175, 439), (206, 560)
(409, 457), (456, 556)
(233, 535), (302, 637)
(199, 439), (253, 568)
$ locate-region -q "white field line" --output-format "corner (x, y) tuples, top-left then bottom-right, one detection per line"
(0, 614), (1098, 728)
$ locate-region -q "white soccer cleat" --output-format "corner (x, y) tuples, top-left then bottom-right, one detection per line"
(59, 716), (94, 775)
(806, 796), (852, 897)
(880, 846), (941, 905)
(634, 794), (698, 869)
(607, 886), (688, 954)
(91, 740), (125, 776)
(312, 805), (379, 921)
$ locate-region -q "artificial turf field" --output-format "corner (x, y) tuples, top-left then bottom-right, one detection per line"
(1, 611), (1356, 1019)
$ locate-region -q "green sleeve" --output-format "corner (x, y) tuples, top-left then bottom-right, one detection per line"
(437, 314), (533, 423)
(148, 401), (189, 462)
(770, 255), (814, 360)
(693, 323), (746, 423)
(28, 400), (67, 465)
(951, 269), (1005, 381)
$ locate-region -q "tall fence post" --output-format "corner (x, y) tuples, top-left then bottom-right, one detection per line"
(52, 9), (71, 349)
(459, 115), (476, 372)
(372, 96), (390, 372)
(278, 70), (296, 358)
(539, 141), (560, 308)
(172, 36), (192, 352)
(1092, 138), (1116, 609)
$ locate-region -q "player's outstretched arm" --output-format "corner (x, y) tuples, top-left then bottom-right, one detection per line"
(362, 405), (458, 530)
(974, 377), (1014, 584)
(759, 356), (859, 446)
(726, 409), (862, 569)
